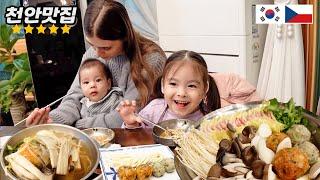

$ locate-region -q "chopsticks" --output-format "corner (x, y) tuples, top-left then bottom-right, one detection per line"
(134, 113), (168, 132)
(14, 93), (71, 127)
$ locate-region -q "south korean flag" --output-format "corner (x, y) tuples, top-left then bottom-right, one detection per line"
(256, 5), (285, 24)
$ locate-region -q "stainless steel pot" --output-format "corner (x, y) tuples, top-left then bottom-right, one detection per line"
(0, 124), (100, 180)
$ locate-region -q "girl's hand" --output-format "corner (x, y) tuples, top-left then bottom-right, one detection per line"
(116, 100), (141, 128)
(25, 107), (52, 127)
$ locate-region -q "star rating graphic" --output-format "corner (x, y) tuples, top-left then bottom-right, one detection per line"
(49, 24), (58, 34)
(36, 24), (46, 34)
(61, 24), (71, 34)
(12, 24), (21, 33)
(11, 24), (72, 34)
(24, 24), (33, 34)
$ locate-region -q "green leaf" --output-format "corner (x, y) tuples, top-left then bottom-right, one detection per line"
(11, 71), (31, 84)
(14, 53), (30, 71)
(25, 73), (32, 83)
(6, 141), (23, 154)
(2, 62), (14, 71)
(287, 98), (295, 112)
(7, 38), (19, 52)
(0, 25), (11, 43)
(0, 83), (12, 92)
(0, 25), (13, 51)
(266, 98), (307, 130)
(13, 58), (25, 70)
(15, 53), (28, 60)
(269, 98), (279, 106)
(0, 24), (33, 112)
(0, 79), (10, 89)
(267, 98), (279, 111)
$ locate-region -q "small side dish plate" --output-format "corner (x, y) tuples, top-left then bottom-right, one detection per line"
(100, 144), (179, 180)
(82, 128), (115, 147)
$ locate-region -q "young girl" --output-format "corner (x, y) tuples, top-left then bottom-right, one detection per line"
(117, 50), (221, 128)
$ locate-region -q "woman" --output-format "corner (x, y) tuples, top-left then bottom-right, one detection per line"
(26, 0), (166, 128)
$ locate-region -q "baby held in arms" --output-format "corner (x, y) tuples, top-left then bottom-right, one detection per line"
(117, 50), (221, 128)
(27, 58), (123, 126)
(76, 59), (123, 120)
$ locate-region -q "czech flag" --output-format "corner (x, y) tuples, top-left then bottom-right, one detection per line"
(285, 5), (313, 24)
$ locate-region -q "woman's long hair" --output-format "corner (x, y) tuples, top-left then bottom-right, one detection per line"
(84, 0), (165, 106)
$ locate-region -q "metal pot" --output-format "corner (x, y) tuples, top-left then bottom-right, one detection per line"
(0, 124), (100, 180)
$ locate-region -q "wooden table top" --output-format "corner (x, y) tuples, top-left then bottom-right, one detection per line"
(0, 126), (155, 146)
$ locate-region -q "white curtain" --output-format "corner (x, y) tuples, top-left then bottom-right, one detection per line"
(118, 0), (159, 42)
(257, 0), (306, 107)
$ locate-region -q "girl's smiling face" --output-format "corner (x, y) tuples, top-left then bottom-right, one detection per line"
(162, 62), (207, 118)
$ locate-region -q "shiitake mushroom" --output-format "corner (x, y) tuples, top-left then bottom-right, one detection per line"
(213, 125), (268, 179)
(219, 139), (232, 152)
(241, 146), (259, 167)
(242, 126), (256, 139)
(216, 147), (227, 164)
(231, 140), (241, 158)
(251, 160), (266, 179)
(207, 164), (222, 178)
(207, 164), (238, 178)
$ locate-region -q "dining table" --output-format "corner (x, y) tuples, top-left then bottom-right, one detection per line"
(0, 125), (156, 180)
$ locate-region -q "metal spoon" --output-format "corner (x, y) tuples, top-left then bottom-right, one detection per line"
(134, 113), (169, 133)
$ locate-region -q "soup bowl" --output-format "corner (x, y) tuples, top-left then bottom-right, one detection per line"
(82, 127), (115, 147)
(0, 124), (100, 180)
(152, 119), (195, 147)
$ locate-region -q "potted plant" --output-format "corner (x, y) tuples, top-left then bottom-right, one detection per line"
(0, 24), (33, 125)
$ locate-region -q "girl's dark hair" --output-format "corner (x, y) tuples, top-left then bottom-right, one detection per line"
(79, 58), (113, 86)
(84, 0), (165, 106)
(153, 50), (221, 114)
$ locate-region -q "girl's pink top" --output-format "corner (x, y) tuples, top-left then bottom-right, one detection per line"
(122, 98), (203, 128)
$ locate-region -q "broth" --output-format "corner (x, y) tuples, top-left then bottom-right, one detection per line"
(54, 145), (92, 180)
(4, 130), (95, 180)
(160, 129), (184, 139)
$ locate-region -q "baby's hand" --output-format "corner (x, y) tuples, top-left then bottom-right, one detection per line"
(116, 100), (141, 128)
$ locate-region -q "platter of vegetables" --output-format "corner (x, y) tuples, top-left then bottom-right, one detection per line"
(174, 99), (320, 180)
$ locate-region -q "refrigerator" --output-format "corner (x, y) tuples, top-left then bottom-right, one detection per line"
(156, 0), (272, 86)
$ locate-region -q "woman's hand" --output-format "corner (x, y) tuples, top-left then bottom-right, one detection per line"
(116, 100), (141, 128)
(25, 107), (52, 127)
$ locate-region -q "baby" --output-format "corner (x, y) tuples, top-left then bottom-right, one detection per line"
(78, 58), (123, 119)
(25, 58), (123, 128)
